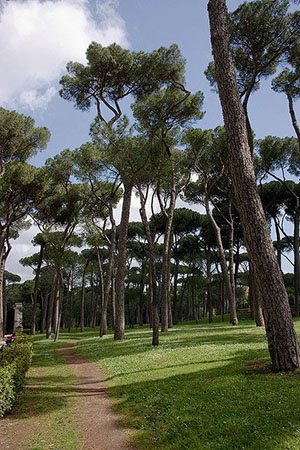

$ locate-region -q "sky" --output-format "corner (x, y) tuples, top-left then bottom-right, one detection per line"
(0, 0), (299, 280)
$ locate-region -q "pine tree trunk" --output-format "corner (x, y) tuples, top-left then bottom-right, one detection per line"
(31, 243), (45, 335)
(46, 267), (59, 339)
(100, 209), (116, 336)
(114, 183), (132, 340)
(41, 293), (49, 334)
(294, 208), (299, 317)
(0, 251), (5, 339)
(205, 196), (238, 325)
(161, 188), (177, 332)
(137, 183), (159, 345)
(208, 0), (300, 371)
(80, 260), (89, 333)
(173, 259), (179, 324)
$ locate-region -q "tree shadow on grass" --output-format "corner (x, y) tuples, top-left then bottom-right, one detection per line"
(104, 348), (300, 450)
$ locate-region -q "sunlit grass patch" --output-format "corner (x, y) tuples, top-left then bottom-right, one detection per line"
(77, 318), (300, 450)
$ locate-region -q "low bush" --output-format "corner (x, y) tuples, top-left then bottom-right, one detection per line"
(0, 334), (33, 417)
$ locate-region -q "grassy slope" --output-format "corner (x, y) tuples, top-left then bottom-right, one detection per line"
(76, 317), (300, 450)
(12, 333), (83, 450)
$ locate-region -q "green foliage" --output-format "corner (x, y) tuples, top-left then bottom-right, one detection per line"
(0, 108), (50, 168)
(206, 0), (299, 98)
(0, 362), (16, 418)
(272, 68), (300, 99)
(0, 335), (33, 417)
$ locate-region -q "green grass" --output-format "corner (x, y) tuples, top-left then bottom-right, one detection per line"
(9, 332), (84, 450)
(76, 317), (300, 450)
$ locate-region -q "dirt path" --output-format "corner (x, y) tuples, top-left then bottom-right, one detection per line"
(58, 343), (133, 450)
(0, 342), (134, 450)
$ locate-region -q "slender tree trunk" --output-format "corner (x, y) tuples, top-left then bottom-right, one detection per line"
(248, 264), (255, 320)
(114, 183), (132, 340)
(80, 259), (89, 333)
(41, 293), (49, 334)
(206, 254), (213, 323)
(46, 266), (59, 339)
(0, 251), (5, 339)
(31, 243), (45, 335)
(228, 199), (238, 324)
(161, 187), (176, 332)
(100, 208), (116, 336)
(137, 183), (159, 345)
(54, 273), (64, 342)
(111, 276), (116, 329)
(205, 197), (238, 325)
(274, 217), (282, 269)
(208, 0), (300, 371)
(173, 259), (179, 324)
(294, 207), (300, 317)
(287, 91), (300, 149)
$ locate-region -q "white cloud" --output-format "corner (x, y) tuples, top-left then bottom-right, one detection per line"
(0, 0), (128, 110)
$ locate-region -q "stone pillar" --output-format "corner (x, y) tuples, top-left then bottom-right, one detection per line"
(13, 303), (23, 332)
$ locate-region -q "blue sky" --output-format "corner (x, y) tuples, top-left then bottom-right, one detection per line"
(0, 0), (298, 279)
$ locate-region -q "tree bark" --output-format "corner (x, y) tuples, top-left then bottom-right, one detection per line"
(294, 207), (300, 317)
(161, 187), (177, 332)
(205, 196), (238, 325)
(137, 182), (160, 345)
(46, 266), (59, 339)
(208, 0), (300, 371)
(80, 259), (89, 333)
(0, 251), (5, 339)
(114, 183), (132, 340)
(100, 206), (116, 337)
(31, 242), (45, 335)
(287, 91), (300, 149)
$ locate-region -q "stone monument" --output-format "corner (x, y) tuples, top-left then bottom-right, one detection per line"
(13, 303), (23, 332)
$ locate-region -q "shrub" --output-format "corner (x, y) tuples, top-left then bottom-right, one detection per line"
(0, 334), (33, 417)
(0, 362), (16, 418)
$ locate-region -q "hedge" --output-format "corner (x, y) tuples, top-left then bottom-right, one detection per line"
(0, 334), (33, 417)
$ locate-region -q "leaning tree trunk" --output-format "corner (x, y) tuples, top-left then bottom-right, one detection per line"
(208, 0), (300, 371)
(205, 196), (238, 325)
(114, 183), (133, 341)
(31, 242), (45, 335)
(287, 91), (300, 150)
(100, 209), (116, 337)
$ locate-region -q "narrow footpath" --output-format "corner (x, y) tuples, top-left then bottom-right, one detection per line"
(0, 342), (133, 450)
(58, 343), (133, 450)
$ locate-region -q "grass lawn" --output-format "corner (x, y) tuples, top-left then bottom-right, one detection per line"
(10, 332), (83, 450)
(76, 317), (300, 450)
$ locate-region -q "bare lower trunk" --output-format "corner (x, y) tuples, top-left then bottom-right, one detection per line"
(41, 293), (49, 333)
(294, 208), (299, 317)
(114, 183), (132, 341)
(137, 183), (159, 345)
(287, 91), (300, 149)
(0, 253), (5, 339)
(208, 0), (300, 371)
(205, 197), (238, 325)
(80, 259), (89, 333)
(173, 259), (179, 324)
(161, 188), (176, 332)
(100, 213), (116, 337)
(46, 267), (59, 339)
(31, 243), (45, 335)
(54, 274), (63, 342)
(206, 254), (213, 323)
